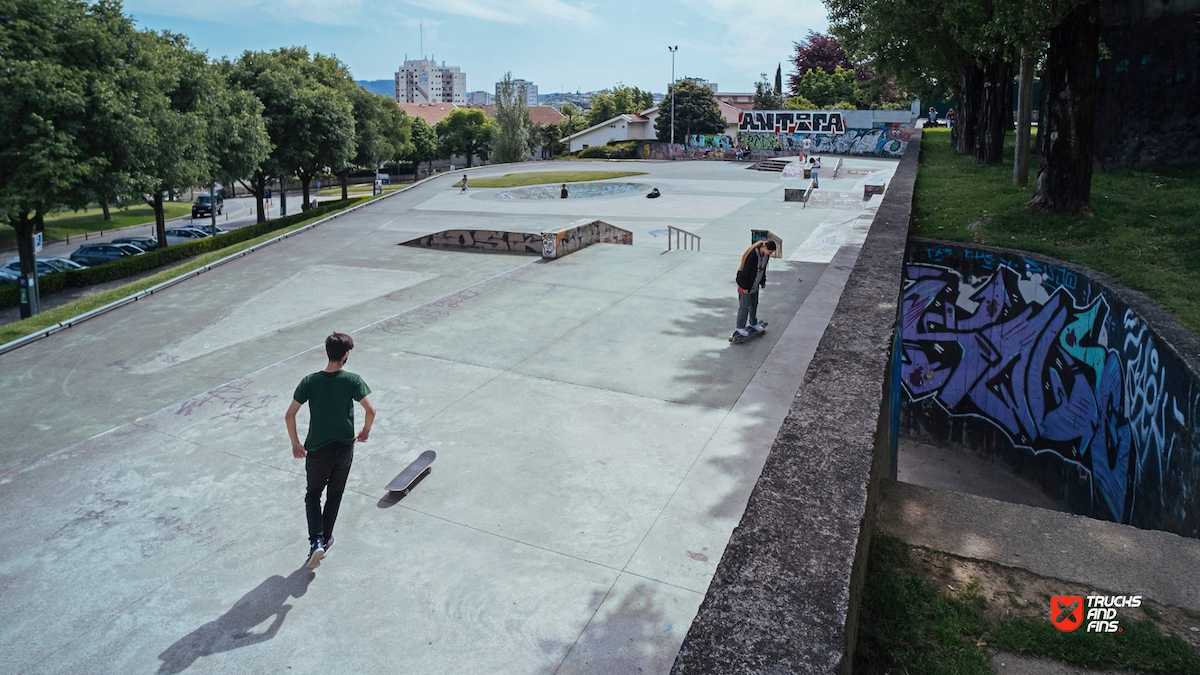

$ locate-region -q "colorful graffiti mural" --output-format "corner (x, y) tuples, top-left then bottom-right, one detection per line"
(687, 134), (733, 148)
(737, 124), (909, 158)
(899, 241), (1200, 537)
(737, 111), (846, 134)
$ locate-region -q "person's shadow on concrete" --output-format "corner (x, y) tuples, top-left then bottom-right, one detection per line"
(156, 567), (314, 674)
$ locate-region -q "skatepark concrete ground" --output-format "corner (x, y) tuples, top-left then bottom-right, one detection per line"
(0, 158), (898, 674)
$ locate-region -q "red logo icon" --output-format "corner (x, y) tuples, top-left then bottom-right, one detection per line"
(1051, 595), (1084, 632)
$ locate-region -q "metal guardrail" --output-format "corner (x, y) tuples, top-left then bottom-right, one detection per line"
(832, 157), (844, 179)
(667, 225), (700, 252)
(801, 180), (816, 208)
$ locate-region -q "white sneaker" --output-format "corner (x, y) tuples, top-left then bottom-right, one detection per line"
(735, 328), (750, 337)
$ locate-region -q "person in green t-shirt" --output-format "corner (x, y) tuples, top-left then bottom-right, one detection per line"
(285, 332), (376, 570)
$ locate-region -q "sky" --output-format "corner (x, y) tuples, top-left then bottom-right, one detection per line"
(122, 0), (830, 95)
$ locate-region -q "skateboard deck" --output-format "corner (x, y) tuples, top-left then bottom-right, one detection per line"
(729, 321), (768, 344)
(386, 450), (436, 495)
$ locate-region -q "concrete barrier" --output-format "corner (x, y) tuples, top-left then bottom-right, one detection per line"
(670, 131), (921, 675)
(899, 238), (1200, 539)
(540, 219), (632, 259)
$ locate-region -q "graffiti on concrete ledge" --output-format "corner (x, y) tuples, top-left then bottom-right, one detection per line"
(900, 244), (1200, 537)
(402, 230), (542, 255)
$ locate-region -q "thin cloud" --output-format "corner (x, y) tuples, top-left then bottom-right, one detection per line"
(402, 0), (597, 25)
(675, 0), (828, 86)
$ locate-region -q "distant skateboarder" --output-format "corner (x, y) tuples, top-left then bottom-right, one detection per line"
(811, 156), (821, 188)
(560, 183), (569, 199)
(735, 240), (777, 337)
(461, 174), (468, 193)
(285, 332), (376, 570)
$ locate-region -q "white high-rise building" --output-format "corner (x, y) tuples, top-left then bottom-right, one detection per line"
(467, 91), (493, 106)
(496, 78), (538, 106)
(395, 59), (466, 105)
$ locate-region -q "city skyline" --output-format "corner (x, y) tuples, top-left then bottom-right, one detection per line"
(121, 0), (830, 95)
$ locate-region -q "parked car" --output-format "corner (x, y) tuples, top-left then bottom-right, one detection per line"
(3, 257), (87, 274)
(0, 268), (20, 284)
(112, 236), (159, 252)
(191, 193), (224, 218)
(190, 224), (228, 237)
(70, 243), (143, 266)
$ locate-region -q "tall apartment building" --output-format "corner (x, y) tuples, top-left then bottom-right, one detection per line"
(395, 59), (466, 105)
(467, 91), (493, 106)
(496, 78), (538, 106)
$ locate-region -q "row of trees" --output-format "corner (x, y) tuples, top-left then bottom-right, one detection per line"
(826, 0), (1102, 212)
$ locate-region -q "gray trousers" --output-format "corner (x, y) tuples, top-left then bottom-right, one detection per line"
(737, 291), (759, 329)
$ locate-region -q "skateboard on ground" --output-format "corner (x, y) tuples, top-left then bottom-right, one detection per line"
(729, 321), (768, 344)
(386, 450), (436, 496)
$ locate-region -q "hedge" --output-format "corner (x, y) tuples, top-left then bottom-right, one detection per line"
(0, 198), (363, 309)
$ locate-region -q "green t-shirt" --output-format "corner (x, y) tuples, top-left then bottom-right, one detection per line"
(293, 370), (371, 452)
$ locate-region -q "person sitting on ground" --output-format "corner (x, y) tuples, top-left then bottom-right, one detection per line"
(560, 183), (569, 199)
(646, 187), (661, 199)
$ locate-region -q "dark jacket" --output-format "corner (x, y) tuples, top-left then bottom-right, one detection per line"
(736, 245), (768, 291)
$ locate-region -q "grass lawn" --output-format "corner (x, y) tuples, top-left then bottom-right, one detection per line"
(0, 203), (193, 249)
(468, 170), (646, 188)
(855, 534), (1200, 675)
(315, 184), (404, 197)
(914, 127), (1200, 333)
(0, 193), (385, 344)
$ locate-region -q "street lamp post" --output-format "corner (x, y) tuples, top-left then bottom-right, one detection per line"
(668, 46), (678, 146)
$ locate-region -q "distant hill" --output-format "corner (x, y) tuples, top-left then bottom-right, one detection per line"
(357, 80), (393, 97)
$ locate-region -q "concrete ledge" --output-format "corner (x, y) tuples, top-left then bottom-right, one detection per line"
(540, 219), (632, 259)
(401, 229), (543, 255)
(670, 130), (922, 674)
(879, 480), (1200, 612)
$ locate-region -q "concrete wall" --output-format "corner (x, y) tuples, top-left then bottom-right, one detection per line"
(541, 220), (632, 259)
(670, 131), (921, 674)
(899, 239), (1200, 538)
(401, 230), (543, 255)
(736, 109), (915, 159)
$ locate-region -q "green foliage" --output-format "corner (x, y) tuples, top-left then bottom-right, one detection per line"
(753, 75), (784, 110)
(830, 100), (858, 110)
(493, 72), (534, 164)
(990, 617), (1200, 674)
(914, 128), (1200, 333)
(404, 117), (440, 172)
(654, 79), (726, 143)
(796, 66), (856, 109)
(207, 68), (272, 192)
(855, 534), (992, 675)
(774, 64), (783, 94)
(783, 95), (818, 110)
(435, 108), (495, 168)
(585, 84), (655, 127)
(0, 199), (362, 309)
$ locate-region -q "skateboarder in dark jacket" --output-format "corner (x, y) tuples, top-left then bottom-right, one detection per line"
(285, 332), (376, 569)
(735, 240), (777, 337)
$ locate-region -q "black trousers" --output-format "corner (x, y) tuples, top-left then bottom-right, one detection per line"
(305, 442), (354, 543)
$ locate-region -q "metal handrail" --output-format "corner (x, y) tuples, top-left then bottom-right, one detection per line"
(832, 157), (844, 179)
(667, 225), (700, 252)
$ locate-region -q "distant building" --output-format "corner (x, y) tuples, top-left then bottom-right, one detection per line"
(478, 105), (563, 126)
(560, 100), (743, 153)
(467, 91), (493, 106)
(397, 102), (459, 127)
(496, 79), (538, 106)
(715, 92), (755, 109)
(680, 77), (718, 92)
(395, 59), (466, 105)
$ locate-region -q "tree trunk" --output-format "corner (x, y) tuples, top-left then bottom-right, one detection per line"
(953, 67), (982, 157)
(1029, 0), (1100, 212)
(11, 213), (37, 317)
(465, 151), (474, 168)
(153, 191), (167, 247)
(1014, 52), (1035, 186)
(280, 178), (288, 217)
(340, 171), (349, 201)
(301, 177), (311, 211)
(102, 201), (111, 221)
(975, 58), (1013, 165)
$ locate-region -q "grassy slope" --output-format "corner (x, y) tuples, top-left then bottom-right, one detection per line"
(468, 170), (646, 188)
(913, 128), (1200, 333)
(0, 203), (194, 249)
(0, 195), (383, 344)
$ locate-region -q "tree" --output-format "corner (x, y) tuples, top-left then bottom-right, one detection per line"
(558, 103), (587, 138)
(126, 30), (215, 246)
(206, 69), (271, 207)
(783, 95), (818, 110)
(0, 0), (114, 309)
(436, 109), (494, 168)
(405, 117), (439, 177)
(774, 64), (783, 95)
(753, 74), (784, 110)
(585, 84), (654, 127)
(493, 72), (533, 164)
(538, 124), (565, 158)
(654, 79), (725, 143)
(796, 66), (856, 109)
(789, 30), (852, 93)
(290, 53), (356, 210)
(337, 88), (409, 199)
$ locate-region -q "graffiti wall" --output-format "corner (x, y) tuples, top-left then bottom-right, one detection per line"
(542, 220), (632, 259)
(402, 230), (543, 255)
(898, 239), (1200, 538)
(738, 124), (911, 159)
